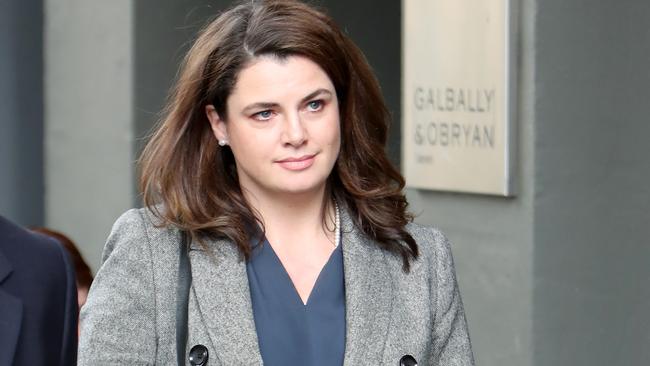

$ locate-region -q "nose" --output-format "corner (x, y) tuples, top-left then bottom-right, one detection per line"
(282, 111), (307, 147)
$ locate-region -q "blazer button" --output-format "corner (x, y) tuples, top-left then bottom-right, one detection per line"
(399, 354), (418, 366)
(189, 344), (209, 365)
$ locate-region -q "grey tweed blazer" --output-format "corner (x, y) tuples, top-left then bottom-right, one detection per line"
(78, 208), (474, 365)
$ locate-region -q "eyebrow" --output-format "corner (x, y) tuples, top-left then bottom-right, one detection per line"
(301, 88), (333, 104)
(241, 88), (333, 114)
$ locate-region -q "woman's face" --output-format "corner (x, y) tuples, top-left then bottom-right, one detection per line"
(207, 55), (341, 200)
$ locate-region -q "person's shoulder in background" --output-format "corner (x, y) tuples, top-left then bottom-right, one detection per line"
(0, 215), (78, 366)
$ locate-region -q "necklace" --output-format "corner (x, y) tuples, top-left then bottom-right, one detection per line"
(334, 199), (341, 247)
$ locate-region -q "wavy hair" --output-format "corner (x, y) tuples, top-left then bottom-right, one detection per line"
(139, 0), (419, 271)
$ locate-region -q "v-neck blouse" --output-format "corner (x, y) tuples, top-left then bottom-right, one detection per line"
(246, 237), (346, 366)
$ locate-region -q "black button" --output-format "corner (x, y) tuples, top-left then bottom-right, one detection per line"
(189, 344), (209, 365)
(400, 354), (418, 366)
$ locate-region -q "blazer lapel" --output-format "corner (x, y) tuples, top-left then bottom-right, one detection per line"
(185, 209), (393, 365)
(340, 210), (394, 365)
(0, 249), (22, 366)
(188, 238), (263, 365)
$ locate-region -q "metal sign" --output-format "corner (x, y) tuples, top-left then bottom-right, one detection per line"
(402, 0), (517, 196)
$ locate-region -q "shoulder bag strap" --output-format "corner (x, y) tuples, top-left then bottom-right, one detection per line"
(176, 231), (192, 366)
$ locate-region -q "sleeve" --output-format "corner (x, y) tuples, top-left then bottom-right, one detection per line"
(78, 209), (158, 365)
(55, 240), (78, 366)
(429, 229), (475, 365)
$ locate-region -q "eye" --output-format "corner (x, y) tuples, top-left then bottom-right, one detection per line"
(306, 100), (323, 112)
(252, 110), (274, 121)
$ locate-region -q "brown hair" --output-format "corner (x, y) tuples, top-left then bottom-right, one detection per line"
(31, 227), (94, 289)
(139, 0), (418, 270)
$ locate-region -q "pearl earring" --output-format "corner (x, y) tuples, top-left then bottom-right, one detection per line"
(218, 139), (228, 146)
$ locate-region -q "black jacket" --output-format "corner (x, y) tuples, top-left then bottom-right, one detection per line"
(0, 215), (78, 366)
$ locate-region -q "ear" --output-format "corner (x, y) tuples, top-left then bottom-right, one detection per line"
(205, 105), (229, 142)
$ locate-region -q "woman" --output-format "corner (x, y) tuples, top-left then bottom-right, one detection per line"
(78, 1), (474, 365)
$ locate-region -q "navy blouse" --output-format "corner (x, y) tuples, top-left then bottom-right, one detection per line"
(246, 237), (346, 366)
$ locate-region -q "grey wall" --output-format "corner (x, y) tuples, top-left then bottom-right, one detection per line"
(406, 1), (537, 363)
(533, 1), (650, 365)
(0, 0), (44, 226)
(45, 0), (135, 271)
(409, 1), (650, 365)
(44, 0), (228, 271)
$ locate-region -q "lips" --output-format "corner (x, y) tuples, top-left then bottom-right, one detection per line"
(276, 154), (316, 171)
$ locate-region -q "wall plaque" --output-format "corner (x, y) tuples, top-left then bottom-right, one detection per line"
(402, 0), (517, 196)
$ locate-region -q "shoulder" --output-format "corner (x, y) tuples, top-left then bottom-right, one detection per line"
(80, 208), (171, 364)
(108, 207), (170, 233)
(0, 215), (59, 256)
(0, 215), (70, 281)
(106, 207), (164, 243)
(101, 207), (178, 262)
(405, 221), (452, 262)
(400, 221), (458, 284)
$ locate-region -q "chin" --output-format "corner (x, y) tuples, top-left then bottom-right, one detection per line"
(276, 184), (322, 195)
(274, 177), (328, 195)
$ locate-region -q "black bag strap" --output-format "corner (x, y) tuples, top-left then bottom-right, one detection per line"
(176, 231), (192, 366)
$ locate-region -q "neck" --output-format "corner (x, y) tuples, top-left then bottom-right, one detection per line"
(243, 186), (335, 239)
